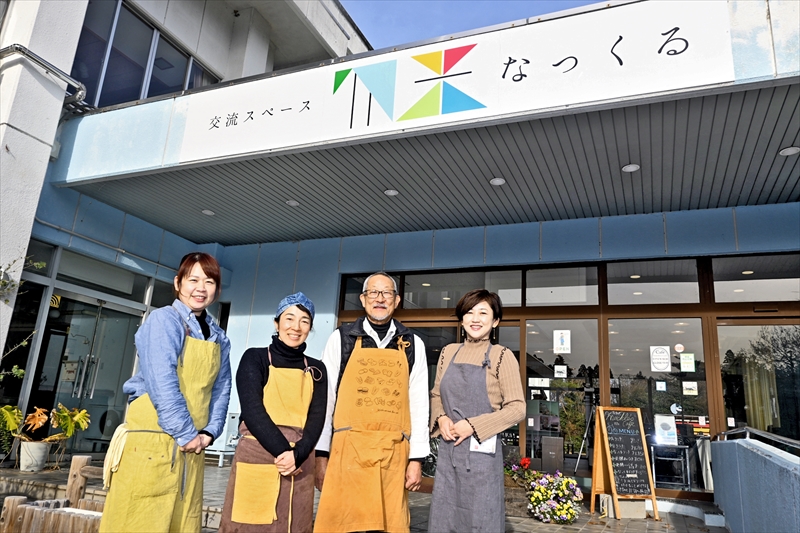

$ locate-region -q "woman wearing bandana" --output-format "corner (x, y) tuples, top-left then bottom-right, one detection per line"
(220, 292), (327, 533)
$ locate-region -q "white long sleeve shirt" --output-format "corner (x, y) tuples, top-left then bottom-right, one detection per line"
(316, 318), (430, 459)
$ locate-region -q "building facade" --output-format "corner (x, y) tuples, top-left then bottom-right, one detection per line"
(1, 0), (798, 500)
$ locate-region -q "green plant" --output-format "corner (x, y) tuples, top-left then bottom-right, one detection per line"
(0, 257), (46, 305)
(14, 404), (91, 442)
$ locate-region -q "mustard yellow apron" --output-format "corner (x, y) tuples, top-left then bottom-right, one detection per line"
(219, 350), (317, 533)
(100, 325), (220, 533)
(314, 337), (411, 533)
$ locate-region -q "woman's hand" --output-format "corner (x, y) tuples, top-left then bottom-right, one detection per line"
(275, 450), (298, 476)
(180, 433), (211, 454)
(452, 419), (474, 446)
(438, 415), (456, 441)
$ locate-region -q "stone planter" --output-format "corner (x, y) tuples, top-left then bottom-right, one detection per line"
(504, 485), (530, 517)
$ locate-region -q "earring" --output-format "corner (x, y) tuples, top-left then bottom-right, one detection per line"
(491, 327), (497, 343)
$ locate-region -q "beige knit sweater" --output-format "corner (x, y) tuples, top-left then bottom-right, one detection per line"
(429, 339), (526, 443)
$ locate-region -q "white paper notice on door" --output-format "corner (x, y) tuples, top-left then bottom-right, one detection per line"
(650, 346), (671, 372)
(553, 330), (571, 354)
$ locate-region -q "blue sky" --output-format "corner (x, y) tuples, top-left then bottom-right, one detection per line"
(341, 0), (600, 50)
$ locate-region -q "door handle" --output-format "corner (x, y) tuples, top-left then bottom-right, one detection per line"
(88, 356), (100, 399)
(73, 354), (91, 398)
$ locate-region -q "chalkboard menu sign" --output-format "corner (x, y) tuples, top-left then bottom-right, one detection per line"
(590, 407), (659, 520)
(603, 409), (651, 495)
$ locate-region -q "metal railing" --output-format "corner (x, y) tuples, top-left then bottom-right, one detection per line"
(714, 426), (800, 457)
(0, 43), (87, 105)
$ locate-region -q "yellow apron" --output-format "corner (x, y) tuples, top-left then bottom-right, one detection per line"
(314, 337), (411, 533)
(220, 350), (317, 532)
(100, 328), (221, 533)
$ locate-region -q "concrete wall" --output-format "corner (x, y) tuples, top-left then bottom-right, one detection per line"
(0, 0), (88, 349)
(712, 439), (800, 533)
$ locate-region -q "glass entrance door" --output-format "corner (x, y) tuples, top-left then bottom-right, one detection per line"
(28, 294), (141, 456)
(718, 323), (800, 442)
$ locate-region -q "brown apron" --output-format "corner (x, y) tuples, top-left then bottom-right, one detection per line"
(220, 350), (317, 533)
(314, 337), (411, 533)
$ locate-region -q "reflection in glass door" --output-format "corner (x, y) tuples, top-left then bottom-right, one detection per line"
(524, 320), (598, 475)
(29, 295), (140, 456)
(718, 324), (800, 442)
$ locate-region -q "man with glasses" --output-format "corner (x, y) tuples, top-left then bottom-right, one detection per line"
(314, 272), (429, 533)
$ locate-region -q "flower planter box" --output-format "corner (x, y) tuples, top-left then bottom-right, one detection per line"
(504, 485), (530, 518)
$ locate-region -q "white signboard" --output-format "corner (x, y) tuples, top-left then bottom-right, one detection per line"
(656, 381), (667, 392)
(683, 381), (699, 396)
(178, 1), (734, 164)
(655, 414), (678, 446)
(553, 330), (571, 354)
(650, 346), (672, 372)
(680, 353), (696, 372)
(554, 365), (568, 378)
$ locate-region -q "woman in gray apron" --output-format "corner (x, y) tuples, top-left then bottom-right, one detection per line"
(428, 289), (526, 533)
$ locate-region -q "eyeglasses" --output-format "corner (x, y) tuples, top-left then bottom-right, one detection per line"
(363, 289), (397, 300)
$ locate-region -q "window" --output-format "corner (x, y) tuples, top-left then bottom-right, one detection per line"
(526, 267), (598, 306)
(713, 254), (800, 303)
(608, 259), (699, 304)
(71, 0), (218, 108)
(404, 271), (521, 310)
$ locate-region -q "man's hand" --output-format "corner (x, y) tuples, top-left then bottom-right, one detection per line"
(405, 461), (422, 491)
(180, 433), (211, 454)
(315, 456), (328, 491)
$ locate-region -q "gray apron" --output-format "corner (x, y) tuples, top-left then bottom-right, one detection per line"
(428, 343), (505, 533)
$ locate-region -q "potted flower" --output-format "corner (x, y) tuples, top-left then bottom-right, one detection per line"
(0, 403), (90, 471)
(527, 470), (583, 524)
(504, 456), (542, 488)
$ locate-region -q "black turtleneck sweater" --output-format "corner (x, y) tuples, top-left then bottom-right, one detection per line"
(236, 336), (327, 466)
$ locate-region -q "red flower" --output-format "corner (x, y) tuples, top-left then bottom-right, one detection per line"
(520, 457), (531, 469)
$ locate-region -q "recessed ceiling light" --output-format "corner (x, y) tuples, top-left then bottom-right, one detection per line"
(733, 289), (744, 293)
(672, 330), (684, 334)
(201, 209), (215, 216)
(489, 177), (506, 186)
(285, 200), (300, 207)
(675, 322), (689, 326)
(534, 350), (544, 353)
(633, 291), (643, 295)
(742, 270), (754, 275)
(421, 283), (431, 287)
(633, 348), (642, 352)
(612, 348), (622, 352)
(778, 146), (800, 156)
(630, 274), (641, 279)
(442, 297), (451, 301)
(622, 163), (640, 173)
(609, 331), (619, 335)
(529, 331), (539, 335)
(384, 189), (399, 196)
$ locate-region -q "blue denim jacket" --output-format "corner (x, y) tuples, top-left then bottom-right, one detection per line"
(123, 300), (232, 446)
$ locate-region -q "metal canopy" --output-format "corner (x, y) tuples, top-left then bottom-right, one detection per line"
(69, 81), (800, 246)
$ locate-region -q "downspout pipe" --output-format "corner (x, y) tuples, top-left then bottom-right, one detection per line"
(0, 43), (87, 104)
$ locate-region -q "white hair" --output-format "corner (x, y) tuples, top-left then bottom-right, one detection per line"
(362, 272), (398, 293)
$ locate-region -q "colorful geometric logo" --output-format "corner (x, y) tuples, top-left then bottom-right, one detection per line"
(333, 44), (484, 124)
(398, 44), (484, 121)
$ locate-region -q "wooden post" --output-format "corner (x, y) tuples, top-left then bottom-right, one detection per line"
(0, 496), (27, 533)
(66, 455), (93, 507)
(24, 507), (45, 533)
